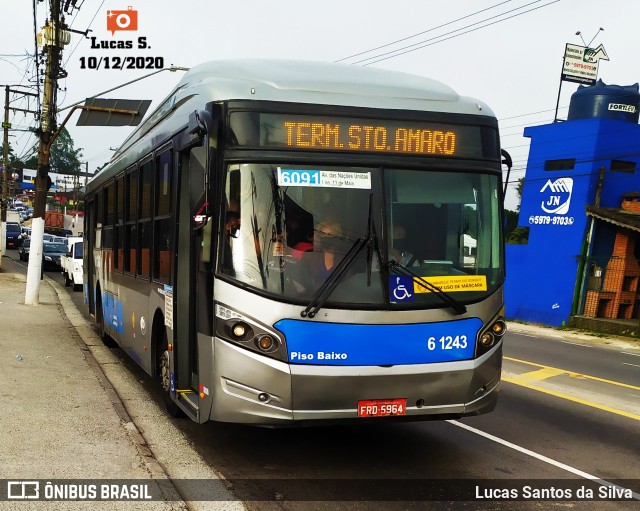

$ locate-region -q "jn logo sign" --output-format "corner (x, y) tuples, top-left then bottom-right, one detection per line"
(540, 177), (573, 214)
(7, 481), (40, 499)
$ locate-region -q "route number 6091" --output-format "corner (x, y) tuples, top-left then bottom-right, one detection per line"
(427, 335), (468, 350)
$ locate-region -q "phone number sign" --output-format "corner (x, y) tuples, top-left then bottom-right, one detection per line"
(561, 43), (609, 85)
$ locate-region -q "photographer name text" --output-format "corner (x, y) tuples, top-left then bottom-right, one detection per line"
(476, 484), (634, 500)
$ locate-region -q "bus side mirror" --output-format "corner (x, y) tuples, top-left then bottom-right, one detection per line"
(188, 109), (213, 139)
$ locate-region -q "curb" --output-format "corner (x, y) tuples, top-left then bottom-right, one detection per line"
(507, 320), (640, 350)
(45, 275), (245, 510)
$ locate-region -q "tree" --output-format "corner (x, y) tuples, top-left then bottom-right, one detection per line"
(504, 177), (529, 244)
(95, 161), (109, 174)
(0, 141), (26, 169)
(24, 127), (83, 175)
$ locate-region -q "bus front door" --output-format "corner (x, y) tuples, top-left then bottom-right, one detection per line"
(174, 145), (212, 420)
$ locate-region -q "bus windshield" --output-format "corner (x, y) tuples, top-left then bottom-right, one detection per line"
(220, 163), (503, 308)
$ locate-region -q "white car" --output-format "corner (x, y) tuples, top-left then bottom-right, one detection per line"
(61, 237), (84, 291)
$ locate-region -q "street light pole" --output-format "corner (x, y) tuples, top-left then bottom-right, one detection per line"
(57, 65), (189, 113)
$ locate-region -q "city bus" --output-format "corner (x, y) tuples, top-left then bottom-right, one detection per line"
(83, 59), (508, 425)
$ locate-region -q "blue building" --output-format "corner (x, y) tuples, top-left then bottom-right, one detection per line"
(505, 81), (640, 327)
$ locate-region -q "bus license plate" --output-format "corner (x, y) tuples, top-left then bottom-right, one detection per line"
(357, 398), (407, 417)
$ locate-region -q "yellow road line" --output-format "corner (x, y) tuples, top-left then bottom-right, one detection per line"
(517, 367), (565, 381)
(502, 375), (640, 421)
(505, 356), (640, 391)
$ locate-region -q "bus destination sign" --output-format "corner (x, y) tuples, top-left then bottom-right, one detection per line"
(229, 112), (494, 159)
(262, 113), (465, 156)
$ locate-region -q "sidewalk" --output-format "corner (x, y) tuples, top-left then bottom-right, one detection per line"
(0, 260), (242, 510)
(507, 319), (640, 350)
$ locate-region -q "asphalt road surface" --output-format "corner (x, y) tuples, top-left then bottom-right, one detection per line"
(9, 254), (640, 510)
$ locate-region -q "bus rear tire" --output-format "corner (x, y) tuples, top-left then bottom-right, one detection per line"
(158, 329), (185, 418)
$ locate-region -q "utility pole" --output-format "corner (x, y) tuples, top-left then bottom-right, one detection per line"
(1, 85), (39, 269)
(25, 0), (68, 305)
(0, 87), (9, 267)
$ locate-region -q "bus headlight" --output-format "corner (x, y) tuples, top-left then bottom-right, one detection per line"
(480, 332), (495, 346)
(476, 316), (506, 356)
(256, 334), (277, 352)
(231, 322), (251, 339)
(491, 319), (506, 336)
(215, 303), (287, 362)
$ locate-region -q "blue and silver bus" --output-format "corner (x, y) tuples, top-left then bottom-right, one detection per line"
(84, 60), (507, 425)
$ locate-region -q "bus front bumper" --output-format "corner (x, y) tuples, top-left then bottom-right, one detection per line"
(209, 338), (501, 425)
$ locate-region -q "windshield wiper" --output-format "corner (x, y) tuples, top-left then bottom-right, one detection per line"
(301, 194), (383, 318)
(301, 235), (372, 318)
(387, 260), (467, 315)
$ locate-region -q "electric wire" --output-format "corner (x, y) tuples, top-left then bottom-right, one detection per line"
(335, 0), (515, 63)
(350, 1), (560, 66)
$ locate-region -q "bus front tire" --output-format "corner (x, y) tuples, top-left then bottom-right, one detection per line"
(158, 330), (185, 418)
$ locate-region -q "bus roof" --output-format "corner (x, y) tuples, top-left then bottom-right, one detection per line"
(91, 60), (496, 190)
(159, 59), (492, 117)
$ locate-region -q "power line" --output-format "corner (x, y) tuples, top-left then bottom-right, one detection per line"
(62, 0), (105, 66)
(352, 0), (547, 65)
(335, 0), (515, 63)
(343, 0), (559, 66)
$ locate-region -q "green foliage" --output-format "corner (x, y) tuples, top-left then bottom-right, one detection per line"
(504, 209), (519, 235)
(95, 161), (109, 173)
(23, 127), (83, 174)
(50, 128), (84, 175)
(506, 226), (530, 244)
(503, 178), (529, 244)
(0, 141), (25, 169)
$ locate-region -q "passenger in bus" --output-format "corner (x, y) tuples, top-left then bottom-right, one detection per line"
(389, 223), (416, 266)
(221, 211), (240, 276)
(285, 213), (314, 262)
(309, 219), (345, 284)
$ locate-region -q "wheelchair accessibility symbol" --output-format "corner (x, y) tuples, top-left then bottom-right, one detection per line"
(390, 276), (414, 303)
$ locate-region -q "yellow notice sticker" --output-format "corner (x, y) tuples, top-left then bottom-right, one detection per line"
(414, 275), (487, 293)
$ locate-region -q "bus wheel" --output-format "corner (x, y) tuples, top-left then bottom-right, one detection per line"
(158, 329), (184, 418)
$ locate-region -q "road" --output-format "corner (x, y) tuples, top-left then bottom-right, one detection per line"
(7, 253), (640, 510)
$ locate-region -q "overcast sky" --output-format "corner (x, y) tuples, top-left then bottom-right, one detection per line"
(2, 0), (639, 210)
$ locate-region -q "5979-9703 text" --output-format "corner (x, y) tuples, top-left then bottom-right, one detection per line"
(79, 56), (164, 70)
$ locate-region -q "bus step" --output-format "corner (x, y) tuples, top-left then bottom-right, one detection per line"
(177, 391), (199, 412)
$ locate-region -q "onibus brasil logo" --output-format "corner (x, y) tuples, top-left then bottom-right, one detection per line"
(540, 177), (573, 214)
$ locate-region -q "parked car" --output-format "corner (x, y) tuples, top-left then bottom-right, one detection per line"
(18, 238), (31, 261)
(18, 227), (31, 245)
(61, 238), (84, 291)
(5, 222), (21, 249)
(42, 242), (68, 270)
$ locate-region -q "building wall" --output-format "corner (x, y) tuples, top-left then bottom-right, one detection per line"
(505, 118), (640, 326)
